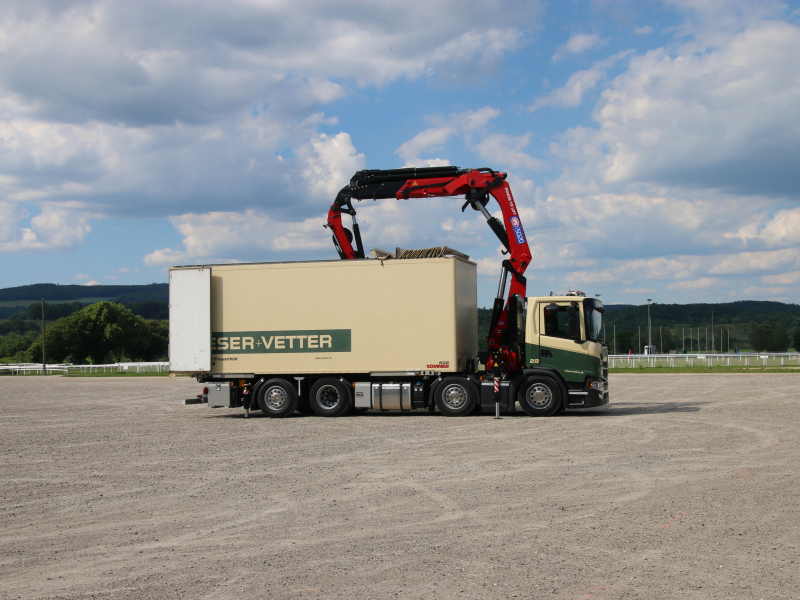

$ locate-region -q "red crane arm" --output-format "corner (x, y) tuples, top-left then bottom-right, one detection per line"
(326, 167), (532, 370)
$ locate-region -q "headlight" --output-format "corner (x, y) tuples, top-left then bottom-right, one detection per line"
(591, 380), (603, 391)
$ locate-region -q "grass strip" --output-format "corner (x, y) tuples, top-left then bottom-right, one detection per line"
(61, 371), (171, 377)
(609, 366), (800, 374)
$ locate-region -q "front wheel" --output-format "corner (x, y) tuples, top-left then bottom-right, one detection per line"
(518, 376), (561, 417)
(309, 378), (352, 417)
(434, 377), (477, 416)
(256, 379), (299, 418)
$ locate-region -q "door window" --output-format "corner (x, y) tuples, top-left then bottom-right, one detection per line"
(542, 303), (579, 340)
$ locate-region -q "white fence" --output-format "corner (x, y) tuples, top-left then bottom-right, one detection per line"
(609, 353), (800, 368)
(0, 362), (169, 375)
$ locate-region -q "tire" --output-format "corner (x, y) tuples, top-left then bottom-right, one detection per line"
(309, 378), (352, 417)
(433, 377), (477, 416)
(517, 376), (561, 417)
(256, 379), (299, 418)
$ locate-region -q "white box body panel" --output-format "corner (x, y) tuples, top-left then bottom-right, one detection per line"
(169, 267), (211, 372)
(169, 257), (477, 375)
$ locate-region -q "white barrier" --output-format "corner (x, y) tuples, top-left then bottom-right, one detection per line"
(0, 362), (168, 375)
(608, 353), (799, 369)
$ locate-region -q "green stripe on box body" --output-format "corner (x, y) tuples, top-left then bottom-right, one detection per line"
(212, 329), (351, 354)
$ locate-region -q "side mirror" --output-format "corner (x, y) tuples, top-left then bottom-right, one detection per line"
(544, 303), (559, 316)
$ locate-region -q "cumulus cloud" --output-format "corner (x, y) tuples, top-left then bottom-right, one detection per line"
(475, 133), (548, 171)
(0, 1), (540, 125)
(531, 68), (605, 110)
(147, 192), (510, 267)
(0, 202), (91, 252)
(395, 107), (501, 165)
(762, 271), (800, 285)
(666, 277), (720, 290)
(0, 0), (542, 253)
(741, 285), (789, 298)
(708, 248), (800, 274)
(395, 107), (547, 176)
(532, 51), (633, 111)
(299, 132), (366, 199)
(558, 20), (800, 197)
(552, 34), (606, 61)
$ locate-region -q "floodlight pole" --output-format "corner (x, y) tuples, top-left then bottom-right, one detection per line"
(41, 298), (46, 375)
(647, 299), (652, 352)
(711, 312), (715, 353)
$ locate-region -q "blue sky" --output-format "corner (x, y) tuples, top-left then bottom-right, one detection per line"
(1, 0), (799, 308)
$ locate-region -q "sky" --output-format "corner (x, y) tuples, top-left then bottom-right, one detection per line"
(1, 0), (800, 308)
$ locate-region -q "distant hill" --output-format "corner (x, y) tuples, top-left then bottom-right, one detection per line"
(0, 283), (168, 303)
(0, 283), (169, 320)
(601, 300), (800, 330)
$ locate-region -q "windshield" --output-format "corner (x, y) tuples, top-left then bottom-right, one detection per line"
(585, 307), (603, 342)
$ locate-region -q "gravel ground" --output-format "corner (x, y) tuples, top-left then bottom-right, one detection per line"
(0, 374), (797, 600)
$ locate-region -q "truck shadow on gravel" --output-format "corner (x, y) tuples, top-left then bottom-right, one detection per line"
(201, 402), (706, 420)
(556, 402), (707, 417)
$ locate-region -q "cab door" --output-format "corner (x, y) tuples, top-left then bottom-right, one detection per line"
(538, 301), (590, 384)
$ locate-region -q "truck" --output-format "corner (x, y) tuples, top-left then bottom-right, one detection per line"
(170, 166), (609, 417)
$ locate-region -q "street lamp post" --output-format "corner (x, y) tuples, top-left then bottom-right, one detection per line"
(647, 298), (653, 353)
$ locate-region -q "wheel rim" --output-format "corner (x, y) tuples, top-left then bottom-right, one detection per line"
(527, 383), (553, 408)
(265, 386), (288, 410)
(316, 384), (340, 409)
(441, 383), (467, 410)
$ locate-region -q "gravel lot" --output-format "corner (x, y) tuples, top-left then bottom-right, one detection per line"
(1, 374), (798, 600)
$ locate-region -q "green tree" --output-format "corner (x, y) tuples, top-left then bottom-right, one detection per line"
(615, 330), (635, 354)
(25, 302), (151, 364)
(794, 328), (800, 351)
(748, 321), (772, 352)
(139, 320), (169, 361)
(768, 321), (790, 352)
(25, 319), (71, 363)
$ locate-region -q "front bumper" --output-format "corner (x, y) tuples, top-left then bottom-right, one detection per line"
(565, 368), (609, 409)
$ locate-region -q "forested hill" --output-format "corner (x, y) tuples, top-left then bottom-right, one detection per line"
(601, 300), (800, 329)
(0, 283), (168, 303)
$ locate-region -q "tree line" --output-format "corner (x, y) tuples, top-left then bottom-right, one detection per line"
(610, 321), (797, 353)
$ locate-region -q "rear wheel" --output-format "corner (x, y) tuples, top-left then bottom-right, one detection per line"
(256, 379), (299, 418)
(309, 378), (352, 417)
(518, 376), (561, 417)
(434, 377), (477, 416)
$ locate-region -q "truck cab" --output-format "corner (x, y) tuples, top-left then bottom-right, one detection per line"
(520, 294), (609, 411)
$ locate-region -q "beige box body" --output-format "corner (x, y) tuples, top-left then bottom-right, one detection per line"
(170, 257), (477, 375)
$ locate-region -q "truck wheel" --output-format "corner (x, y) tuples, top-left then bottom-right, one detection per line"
(517, 376), (561, 417)
(309, 378), (352, 417)
(434, 377), (476, 416)
(257, 379), (299, 418)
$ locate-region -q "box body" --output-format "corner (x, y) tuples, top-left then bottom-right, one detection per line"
(169, 257), (477, 375)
